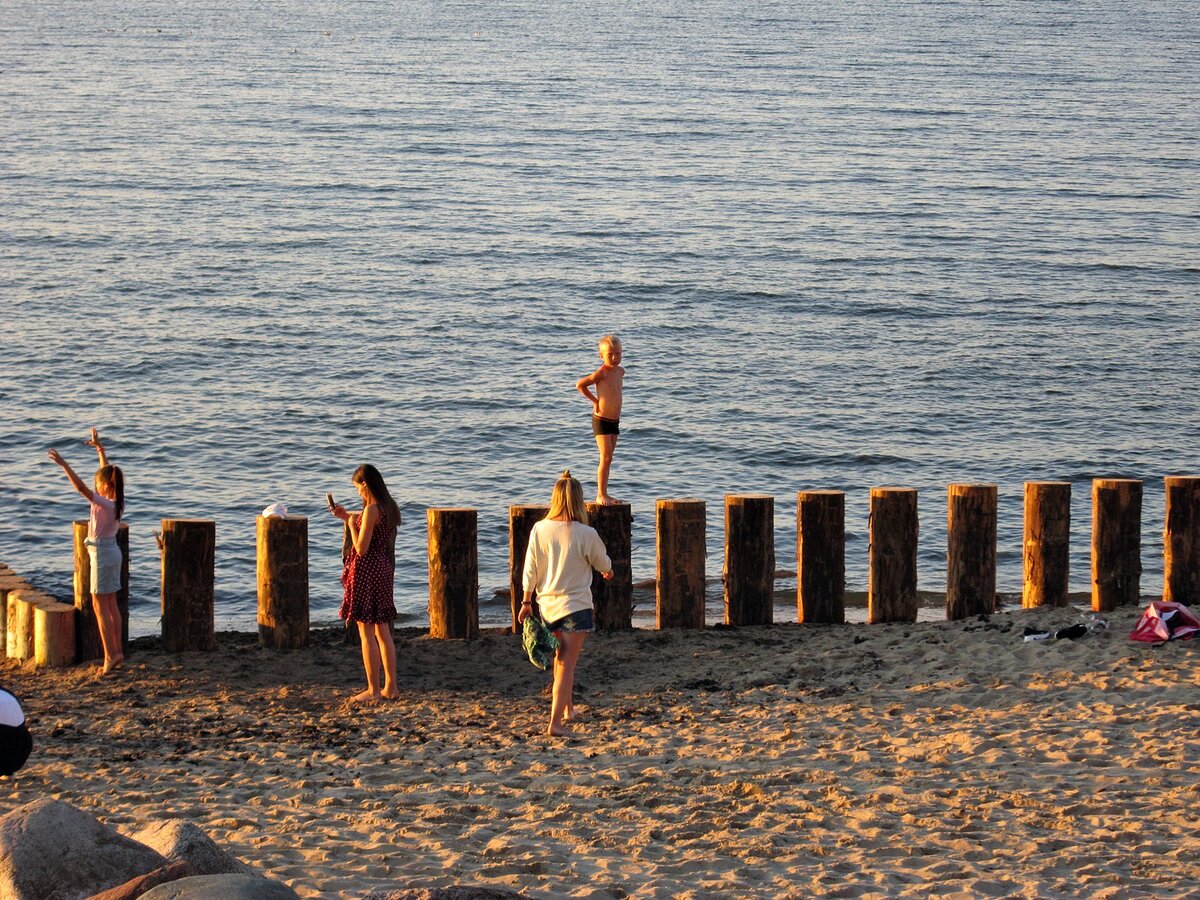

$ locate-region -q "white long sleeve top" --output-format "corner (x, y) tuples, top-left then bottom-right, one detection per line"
(522, 519), (612, 623)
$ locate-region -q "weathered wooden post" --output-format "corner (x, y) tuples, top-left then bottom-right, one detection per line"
(34, 600), (77, 667)
(868, 487), (919, 623)
(947, 483), (998, 620)
(656, 499), (706, 629)
(1164, 476), (1200, 605)
(796, 491), (844, 624)
(72, 520), (88, 654)
(7, 590), (39, 662)
(0, 573), (32, 653)
(161, 519), (216, 652)
(428, 508), (479, 639)
(509, 505), (549, 633)
(1022, 481), (1071, 608)
(73, 520), (130, 661)
(1092, 478), (1142, 612)
(4, 592), (22, 660)
(723, 495), (774, 626)
(256, 515), (309, 649)
(587, 502), (633, 630)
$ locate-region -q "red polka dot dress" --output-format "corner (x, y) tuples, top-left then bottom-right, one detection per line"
(339, 517), (397, 624)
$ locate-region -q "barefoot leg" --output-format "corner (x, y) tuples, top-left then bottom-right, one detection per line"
(376, 623), (399, 699)
(548, 630), (587, 735)
(356, 621), (382, 700)
(92, 593), (124, 674)
(595, 434), (618, 504)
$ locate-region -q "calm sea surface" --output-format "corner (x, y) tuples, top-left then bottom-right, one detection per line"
(2, 0), (1197, 634)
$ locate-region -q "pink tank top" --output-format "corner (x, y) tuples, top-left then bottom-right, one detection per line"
(89, 494), (119, 540)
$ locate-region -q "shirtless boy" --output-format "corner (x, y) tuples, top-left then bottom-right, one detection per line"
(575, 334), (625, 505)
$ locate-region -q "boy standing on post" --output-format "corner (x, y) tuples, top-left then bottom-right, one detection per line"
(576, 334), (625, 505)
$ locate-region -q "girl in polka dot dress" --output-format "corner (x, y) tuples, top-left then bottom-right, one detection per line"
(330, 464), (401, 702)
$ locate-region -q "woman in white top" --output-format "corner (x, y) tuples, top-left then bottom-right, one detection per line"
(519, 470), (613, 736)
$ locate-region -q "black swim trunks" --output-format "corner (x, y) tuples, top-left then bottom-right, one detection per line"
(592, 415), (620, 436)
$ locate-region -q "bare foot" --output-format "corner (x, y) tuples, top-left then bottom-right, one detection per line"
(101, 656), (124, 675)
(597, 495), (622, 506)
(381, 689), (400, 701)
(547, 723), (574, 737)
(350, 689), (381, 703)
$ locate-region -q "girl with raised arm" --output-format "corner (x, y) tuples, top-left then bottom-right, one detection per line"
(519, 470), (613, 736)
(47, 428), (125, 674)
(330, 464), (401, 703)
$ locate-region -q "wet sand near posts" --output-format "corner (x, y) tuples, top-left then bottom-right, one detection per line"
(2, 605), (1199, 898)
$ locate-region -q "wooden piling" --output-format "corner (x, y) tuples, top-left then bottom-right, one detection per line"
(723, 495), (774, 626)
(1092, 478), (1143, 612)
(1164, 476), (1200, 606)
(256, 515), (309, 649)
(0, 574), (32, 653)
(7, 590), (38, 662)
(587, 502), (633, 631)
(34, 600), (77, 667)
(161, 519), (216, 652)
(656, 499), (706, 629)
(509, 505), (549, 633)
(72, 520), (130, 662)
(1022, 482), (1071, 608)
(868, 487), (919, 624)
(428, 508), (479, 640)
(947, 483), (998, 620)
(4, 594), (19, 660)
(796, 491), (844, 625)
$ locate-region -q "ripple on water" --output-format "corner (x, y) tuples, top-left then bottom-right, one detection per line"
(1, 0), (1197, 632)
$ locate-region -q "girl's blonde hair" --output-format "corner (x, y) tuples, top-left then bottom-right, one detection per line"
(546, 469), (589, 525)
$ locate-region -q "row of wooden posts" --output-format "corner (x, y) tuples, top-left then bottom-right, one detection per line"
(2, 477), (1198, 667)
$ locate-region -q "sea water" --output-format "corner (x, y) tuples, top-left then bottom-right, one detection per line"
(2, 0), (1197, 634)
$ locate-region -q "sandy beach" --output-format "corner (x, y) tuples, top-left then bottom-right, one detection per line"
(3, 604), (1199, 898)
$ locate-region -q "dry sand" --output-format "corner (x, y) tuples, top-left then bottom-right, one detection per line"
(3, 605), (1199, 898)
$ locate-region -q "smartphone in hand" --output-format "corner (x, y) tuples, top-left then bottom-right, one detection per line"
(326, 492), (336, 511)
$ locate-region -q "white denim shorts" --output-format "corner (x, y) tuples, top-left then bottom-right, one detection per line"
(86, 537), (122, 595)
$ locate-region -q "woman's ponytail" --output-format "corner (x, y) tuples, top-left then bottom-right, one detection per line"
(98, 465), (125, 520)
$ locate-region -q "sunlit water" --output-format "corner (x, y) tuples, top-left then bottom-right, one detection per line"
(2, 0), (1198, 634)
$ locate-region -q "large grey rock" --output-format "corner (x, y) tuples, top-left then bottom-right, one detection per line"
(127, 820), (249, 875)
(364, 890), (526, 900)
(140, 874), (300, 900)
(87, 861), (198, 900)
(0, 798), (167, 900)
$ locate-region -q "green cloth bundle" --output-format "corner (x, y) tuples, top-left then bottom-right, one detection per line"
(522, 615), (559, 670)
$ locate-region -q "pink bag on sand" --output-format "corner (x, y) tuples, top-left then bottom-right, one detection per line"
(1130, 601), (1200, 642)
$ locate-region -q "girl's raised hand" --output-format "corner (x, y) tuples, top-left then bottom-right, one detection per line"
(47, 448), (65, 467)
(86, 428), (102, 449)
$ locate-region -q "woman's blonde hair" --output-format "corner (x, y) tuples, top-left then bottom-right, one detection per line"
(546, 469), (588, 525)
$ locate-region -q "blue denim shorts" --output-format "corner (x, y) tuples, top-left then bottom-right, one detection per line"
(86, 537), (122, 595)
(543, 608), (595, 634)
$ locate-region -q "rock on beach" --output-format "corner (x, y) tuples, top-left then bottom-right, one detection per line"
(0, 798), (167, 900)
(127, 819), (251, 876)
(140, 873), (301, 899)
